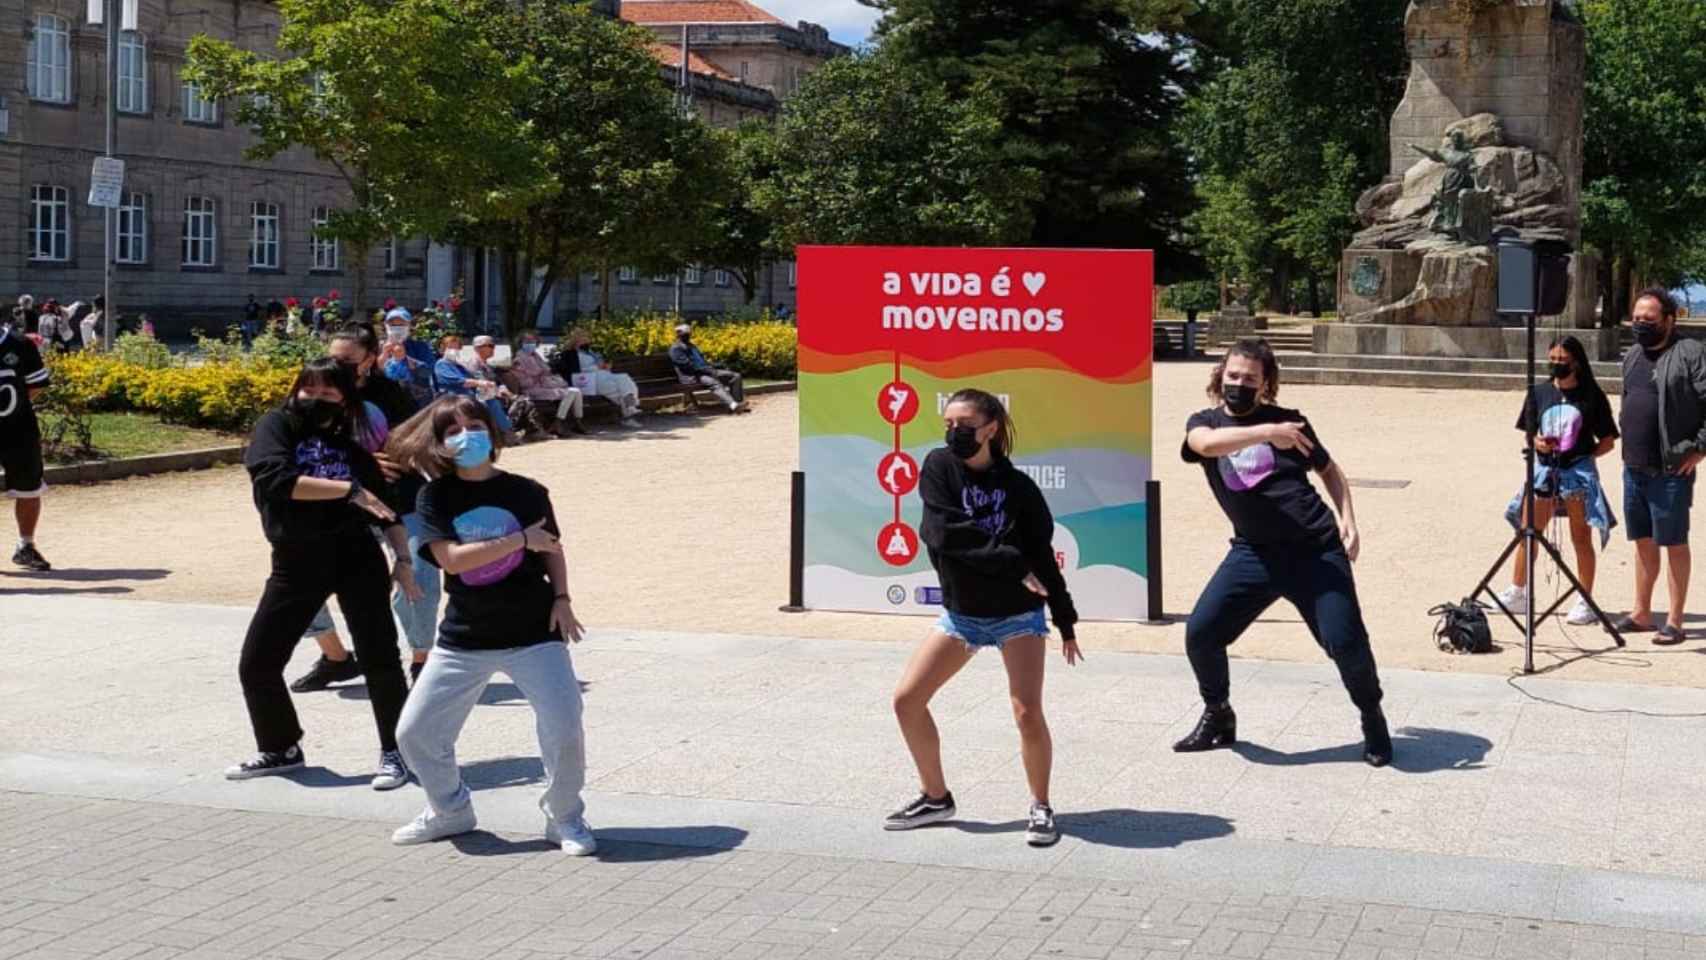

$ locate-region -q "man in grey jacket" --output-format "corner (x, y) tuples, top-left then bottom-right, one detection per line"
(1619, 287), (1706, 644)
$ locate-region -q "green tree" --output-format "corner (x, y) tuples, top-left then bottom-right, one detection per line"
(694, 122), (782, 305)
(862, 0), (1198, 265)
(758, 51), (1040, 248)
(457, 0), (722, 333)
(1180, 0), (1408, 313)
(1582, 0), (1706, 323)
(185, 0), (547, 315)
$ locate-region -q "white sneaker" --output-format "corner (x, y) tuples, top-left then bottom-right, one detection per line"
(545, 816), (598, 856)
(1496, 585), (1529, 614)
(391, 804), (477, 846)
(1566, 598), (1596, 626)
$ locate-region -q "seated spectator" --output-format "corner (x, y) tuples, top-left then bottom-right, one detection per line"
(379, 308), (437, 407)
(511, 331), (587, 436)
(667, 324), (747, 414)
(434, 334), (519, 443)
(552, 329), (641, 425)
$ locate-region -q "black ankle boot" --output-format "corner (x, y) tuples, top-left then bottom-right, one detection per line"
(1361, 708), (1393, 767)
(1173, 704), (1236, 752)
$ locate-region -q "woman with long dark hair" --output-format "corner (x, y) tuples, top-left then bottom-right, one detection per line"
(225, 358), (420, 785)
(1494, 334), (1619, 624)
(385, 396), (595, 855)
(886, 389), (1080, 848)
(1178, 338), (1391, 766)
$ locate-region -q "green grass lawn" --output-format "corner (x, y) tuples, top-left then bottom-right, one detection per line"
(40, 412), (242, 465)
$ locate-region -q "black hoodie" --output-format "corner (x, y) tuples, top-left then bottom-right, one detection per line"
(919, 448), (1078, 639)
(244, 408), (392, 544)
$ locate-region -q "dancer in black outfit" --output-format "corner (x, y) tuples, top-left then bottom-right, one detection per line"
(1177, 339), (1392, 766)
(225, 358), (423, 782)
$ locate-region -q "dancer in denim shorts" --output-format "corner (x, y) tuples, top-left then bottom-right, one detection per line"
(886, 389), (1080, 847)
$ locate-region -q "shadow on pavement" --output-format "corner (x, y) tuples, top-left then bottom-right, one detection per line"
(447, 824), (749, 861)
(464, 755), (544, 790)
(0, 567), (170, 582)
(1231, 726), (1493, 773)
(952, 809), (1234, 848)
(277, 766), (372, 788)
(0, 584), (133, 596)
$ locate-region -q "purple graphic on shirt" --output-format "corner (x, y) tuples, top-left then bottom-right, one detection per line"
(1540, 403), (1583, 455)
(359, 400), (390, 453)
(452, 505), (523, 586)
(1219, 443), (1276, 492)
(294, 438), (352, 481)
(962, 486), (1009, 536)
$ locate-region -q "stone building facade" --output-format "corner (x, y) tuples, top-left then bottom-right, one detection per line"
(2, 0), (423, 337)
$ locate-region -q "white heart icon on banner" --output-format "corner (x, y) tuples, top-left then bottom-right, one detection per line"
(1022, 272), (1047, 296)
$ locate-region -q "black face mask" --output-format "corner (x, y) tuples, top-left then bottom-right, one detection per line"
(1550, 362), (1573, 381)
(295, 398), (342, 429)
(339, 360), (369, 386)
(946, 424), (983, 460)
(1633, 322), (1666, 349)
(1223, 383), (1259, 416)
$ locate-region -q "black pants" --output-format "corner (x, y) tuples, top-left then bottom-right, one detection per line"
(1185, 541), (1384, 712)
(238, 534), (409, 754)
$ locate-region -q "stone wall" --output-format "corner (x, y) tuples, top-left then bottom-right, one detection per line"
(1387, 0), (1584, 240)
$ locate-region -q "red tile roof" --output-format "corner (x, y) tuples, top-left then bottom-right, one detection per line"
(648, 41), (737, 80)
(621, 1), (784, 26)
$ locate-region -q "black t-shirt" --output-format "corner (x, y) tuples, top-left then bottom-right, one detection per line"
(1183, 404), (1341, 547)
(1622, 349), (1664, 469)
(0, 329), (49, 444)
(1516, 382), (1617, 467)
(416, 471), (560, 651)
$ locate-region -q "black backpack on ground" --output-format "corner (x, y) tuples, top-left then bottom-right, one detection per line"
(1430, 599), (1493, 654)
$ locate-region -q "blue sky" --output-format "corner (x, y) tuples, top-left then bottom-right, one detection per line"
(761, 0), (879, 46)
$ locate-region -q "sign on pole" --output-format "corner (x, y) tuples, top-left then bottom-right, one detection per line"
(88, 157), (125, 208)
(797, 245), (1156, 621)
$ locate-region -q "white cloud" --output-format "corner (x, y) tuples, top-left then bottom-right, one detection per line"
(760, 0), (879, 46)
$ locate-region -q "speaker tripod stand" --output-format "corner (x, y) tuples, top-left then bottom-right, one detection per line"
(1465, 307), (1625, 674)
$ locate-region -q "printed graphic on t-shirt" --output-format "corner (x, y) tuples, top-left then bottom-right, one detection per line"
(1220, 443), (1276, 492)
(294, 438), (353, 481)
(452, 505), (523, 586)
(963, 485), (1008, 535)
(1540, 403), (1583, 453)
(360, 401), (390, 453)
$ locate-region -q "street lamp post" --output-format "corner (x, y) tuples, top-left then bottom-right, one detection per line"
(101, 0), (119, 350)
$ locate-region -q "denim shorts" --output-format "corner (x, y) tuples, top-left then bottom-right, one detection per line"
(936, 608), (1047, 651)
(1625, 466), (1695, 547)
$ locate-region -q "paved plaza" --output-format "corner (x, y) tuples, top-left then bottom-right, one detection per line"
(7, 595), (1706, 958)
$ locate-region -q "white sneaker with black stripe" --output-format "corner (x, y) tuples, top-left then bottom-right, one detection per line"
(883, 791), (956, 831)
(1025, 802), (1059, 847)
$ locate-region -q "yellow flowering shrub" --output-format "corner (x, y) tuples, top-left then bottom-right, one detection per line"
(582, 313), (798, 380)
(47, 353), (295, 432)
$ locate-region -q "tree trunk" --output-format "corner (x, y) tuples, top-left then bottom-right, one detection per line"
(1597, 253), (1614, 329)
(1614, 254), (1634, 328)
(350, 242), (372, 321)
(599, 260), (612, 321)
(499, 247), (524, 340)
(1307, 274), (1322, 318)
(527, 264), (562, 331)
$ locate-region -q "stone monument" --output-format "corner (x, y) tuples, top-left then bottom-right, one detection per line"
(1327, 0), (1611, 360)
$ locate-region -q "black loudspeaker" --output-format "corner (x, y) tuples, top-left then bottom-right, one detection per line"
(1495, 233), (1573, 316)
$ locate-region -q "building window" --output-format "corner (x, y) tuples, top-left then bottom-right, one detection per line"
(617, 266), (637, 283)
(311, 206), (339, 271)
(183, 80), (218, 124)
(311, 71), (328, 99)
(27, 15), (71, 103)
(713, 269), (730, 287)
(30, 185), (70, 262)
(384, 236), (398, 273)
(116, 192), (147, 263)
(653, 271), (673, 284)
(787, 261), (797, 288)
(684, 265), (703, 286)
(182, 196), (217, 266)
(791, 66), (803, 93)
(739, 61), (751, 84)
(117, 31), (147, 113)
(249, 201), (279, 269)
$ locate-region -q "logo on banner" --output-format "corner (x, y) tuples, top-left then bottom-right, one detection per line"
(877, 521), (919, 566)
(886, 585), (907, 605)
(877, 380), (919, 425)
(877, 451), (919, 497)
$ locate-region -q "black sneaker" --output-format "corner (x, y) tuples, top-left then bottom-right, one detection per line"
(12, 543), (50, 571)
(290, 655), (361, 693)
(1026, 803), (1059, 847)
(1362, 708), (1393, 768)
(1173, 704), (1237, 752)
(883, 791), (956, 831)
(224, 744), (305, 780)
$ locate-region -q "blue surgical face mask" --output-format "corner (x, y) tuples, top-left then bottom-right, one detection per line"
(521, 342), (538, 355)
(447, 428), (492, 468)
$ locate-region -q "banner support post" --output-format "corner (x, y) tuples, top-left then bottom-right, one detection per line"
(1145, 479), (1164, 624)
(781, 470), (806, 613)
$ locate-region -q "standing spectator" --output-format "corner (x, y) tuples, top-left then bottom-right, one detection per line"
(1617, 288), (1706, 645)
(434, 335), (518, 443)
(1, 319), (52, 570)
(79, 297), (103, 351)
(226, 358), (417, 787)
(667, 324), (747, 414)
(14, 295), (37, 339)
(266, 296), (285, 327)
(242, 295), (261, 346)
(553, 329), (640, 425)
(36, 301), (74, 354)
(380, 308), (437, 407)
(509, 332), (587, 436)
